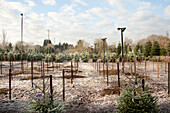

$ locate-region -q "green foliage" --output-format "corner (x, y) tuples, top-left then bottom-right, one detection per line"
(81, 53), (89, 62)
(160, 47), (166, 56)
(7, 52), (14, 61)
(151, 41), (160, 56)
(54, 42), (69, 52)
(116, 43), (121, 56)
(43, 39), (52, 46)
(116, 77), (159, 113)
(110, 53), (116, 62)
(74, 53), (79, 62)
(93, 54), (98, 62)
(27, 77), (64, 113)
(28, 93), (64, 113)
(65, 54), (73, 61)
(167, 43), (170, 56)
(144, 41), (152, 57)
(55, 54), (65, 63)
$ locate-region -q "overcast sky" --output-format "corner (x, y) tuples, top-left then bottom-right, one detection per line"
(0, 0), (170, 46)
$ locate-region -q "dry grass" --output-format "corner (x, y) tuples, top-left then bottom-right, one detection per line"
(101, 86), (119, 96)
(0, 88), (9, 94)
(124, 72), (149, 79)
(20, 75), (50, 80)
(57, 75), (86, 79)
(4, 70), (40, 77)
(100, 70), (118, 75)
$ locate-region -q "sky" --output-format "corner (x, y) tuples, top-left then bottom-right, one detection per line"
(0, 0), (170, 46)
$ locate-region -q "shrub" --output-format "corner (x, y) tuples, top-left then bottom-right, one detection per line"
(116, 77), (159, 113)
(27, 77), (64, 113)
(28, 93), (64, 113)
(92, 54), (97, 62)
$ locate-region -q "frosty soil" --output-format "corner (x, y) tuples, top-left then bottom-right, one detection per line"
(0, 60), (170, 113)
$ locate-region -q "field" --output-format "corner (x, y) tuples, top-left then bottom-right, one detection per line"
(0, 58), (170, 113)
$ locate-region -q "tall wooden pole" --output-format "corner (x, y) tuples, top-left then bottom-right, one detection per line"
(117, 62), (120, 95)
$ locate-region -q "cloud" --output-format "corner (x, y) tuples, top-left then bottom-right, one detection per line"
(137, 1), (151, 11)
(25, 0), (35, 7)
(0, 0), (31, 13)
(73, 0), (87, 6)
(165, 5), (170, 16)
(107, 0), (127, 13)
(42, 0), (56, 5)
(0, 0), (169, 46)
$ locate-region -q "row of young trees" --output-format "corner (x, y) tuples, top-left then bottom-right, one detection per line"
(0, 37), (169, 62)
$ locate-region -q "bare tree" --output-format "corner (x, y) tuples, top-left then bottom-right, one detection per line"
(1, 29), (8, 49)
(166, 31), (169, 38)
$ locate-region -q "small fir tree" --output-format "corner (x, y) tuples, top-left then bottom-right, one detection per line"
(151, 41), (160, 56)
(116, 43), (121, 56)
(144, 41), (152, 57)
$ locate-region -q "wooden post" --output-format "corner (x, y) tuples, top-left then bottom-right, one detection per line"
(50, 75), (53, 107)
(161, 59), (163, 68)
(165, 59), (167, 73)
(99, 61), (100, 74)
(77, 57), (78, 71)
(134, 57), (137, 84)
(107, 62), (109, 86)
(97, 61), (98, 71)
(47, 60), (48, 74)
(52, 61), (54, 71)
(62, 69), (65, 101)
(130, 60), (132, 74)
(145, 57), (146, 75)
(42, 60), (45, 107)
(1, 61), (2, 75)
(71, 61), (73, 84)
(9, 69), (11, 101)
(142, 79), (145, 91)
(103, 59), (105, 79)
(41, 60), (42, 76)
(168, 63), (170, 96)
(117, 62), (120, 95)
(153, 58), (154, 71)
(112, 58), (114, 70)
(31, 60), (33, 88)
(157, 60), (159, 78)
(9, 59), (11, 70)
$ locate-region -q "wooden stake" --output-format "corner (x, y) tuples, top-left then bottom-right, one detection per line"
(71, 61), (73, 84)
(31, 60), (33, 88)
(1, 61), (2, 75)
(42, 61), (45, 107)
(153, 58), (154, 71)
(157, 61), (159, 78)
(9, 69), (11, 101)
(50, 75), (53, 107)
(145, 57), (146, 75)
(130, 60), (132, 74)
(62, 69), (65, 101)
(134, 57), (137, 84)
(168, 63), (170, 96)
(142, 79), (145, 91)
(107, 62), (109, 86)
(165, 59), (167, 73)
(117, 62), (120, 95)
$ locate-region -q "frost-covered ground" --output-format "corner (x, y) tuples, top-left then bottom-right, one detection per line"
(0, 61), (170, 113)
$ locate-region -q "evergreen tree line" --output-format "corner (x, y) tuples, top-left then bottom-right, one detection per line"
(116, 40), (170, 57)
